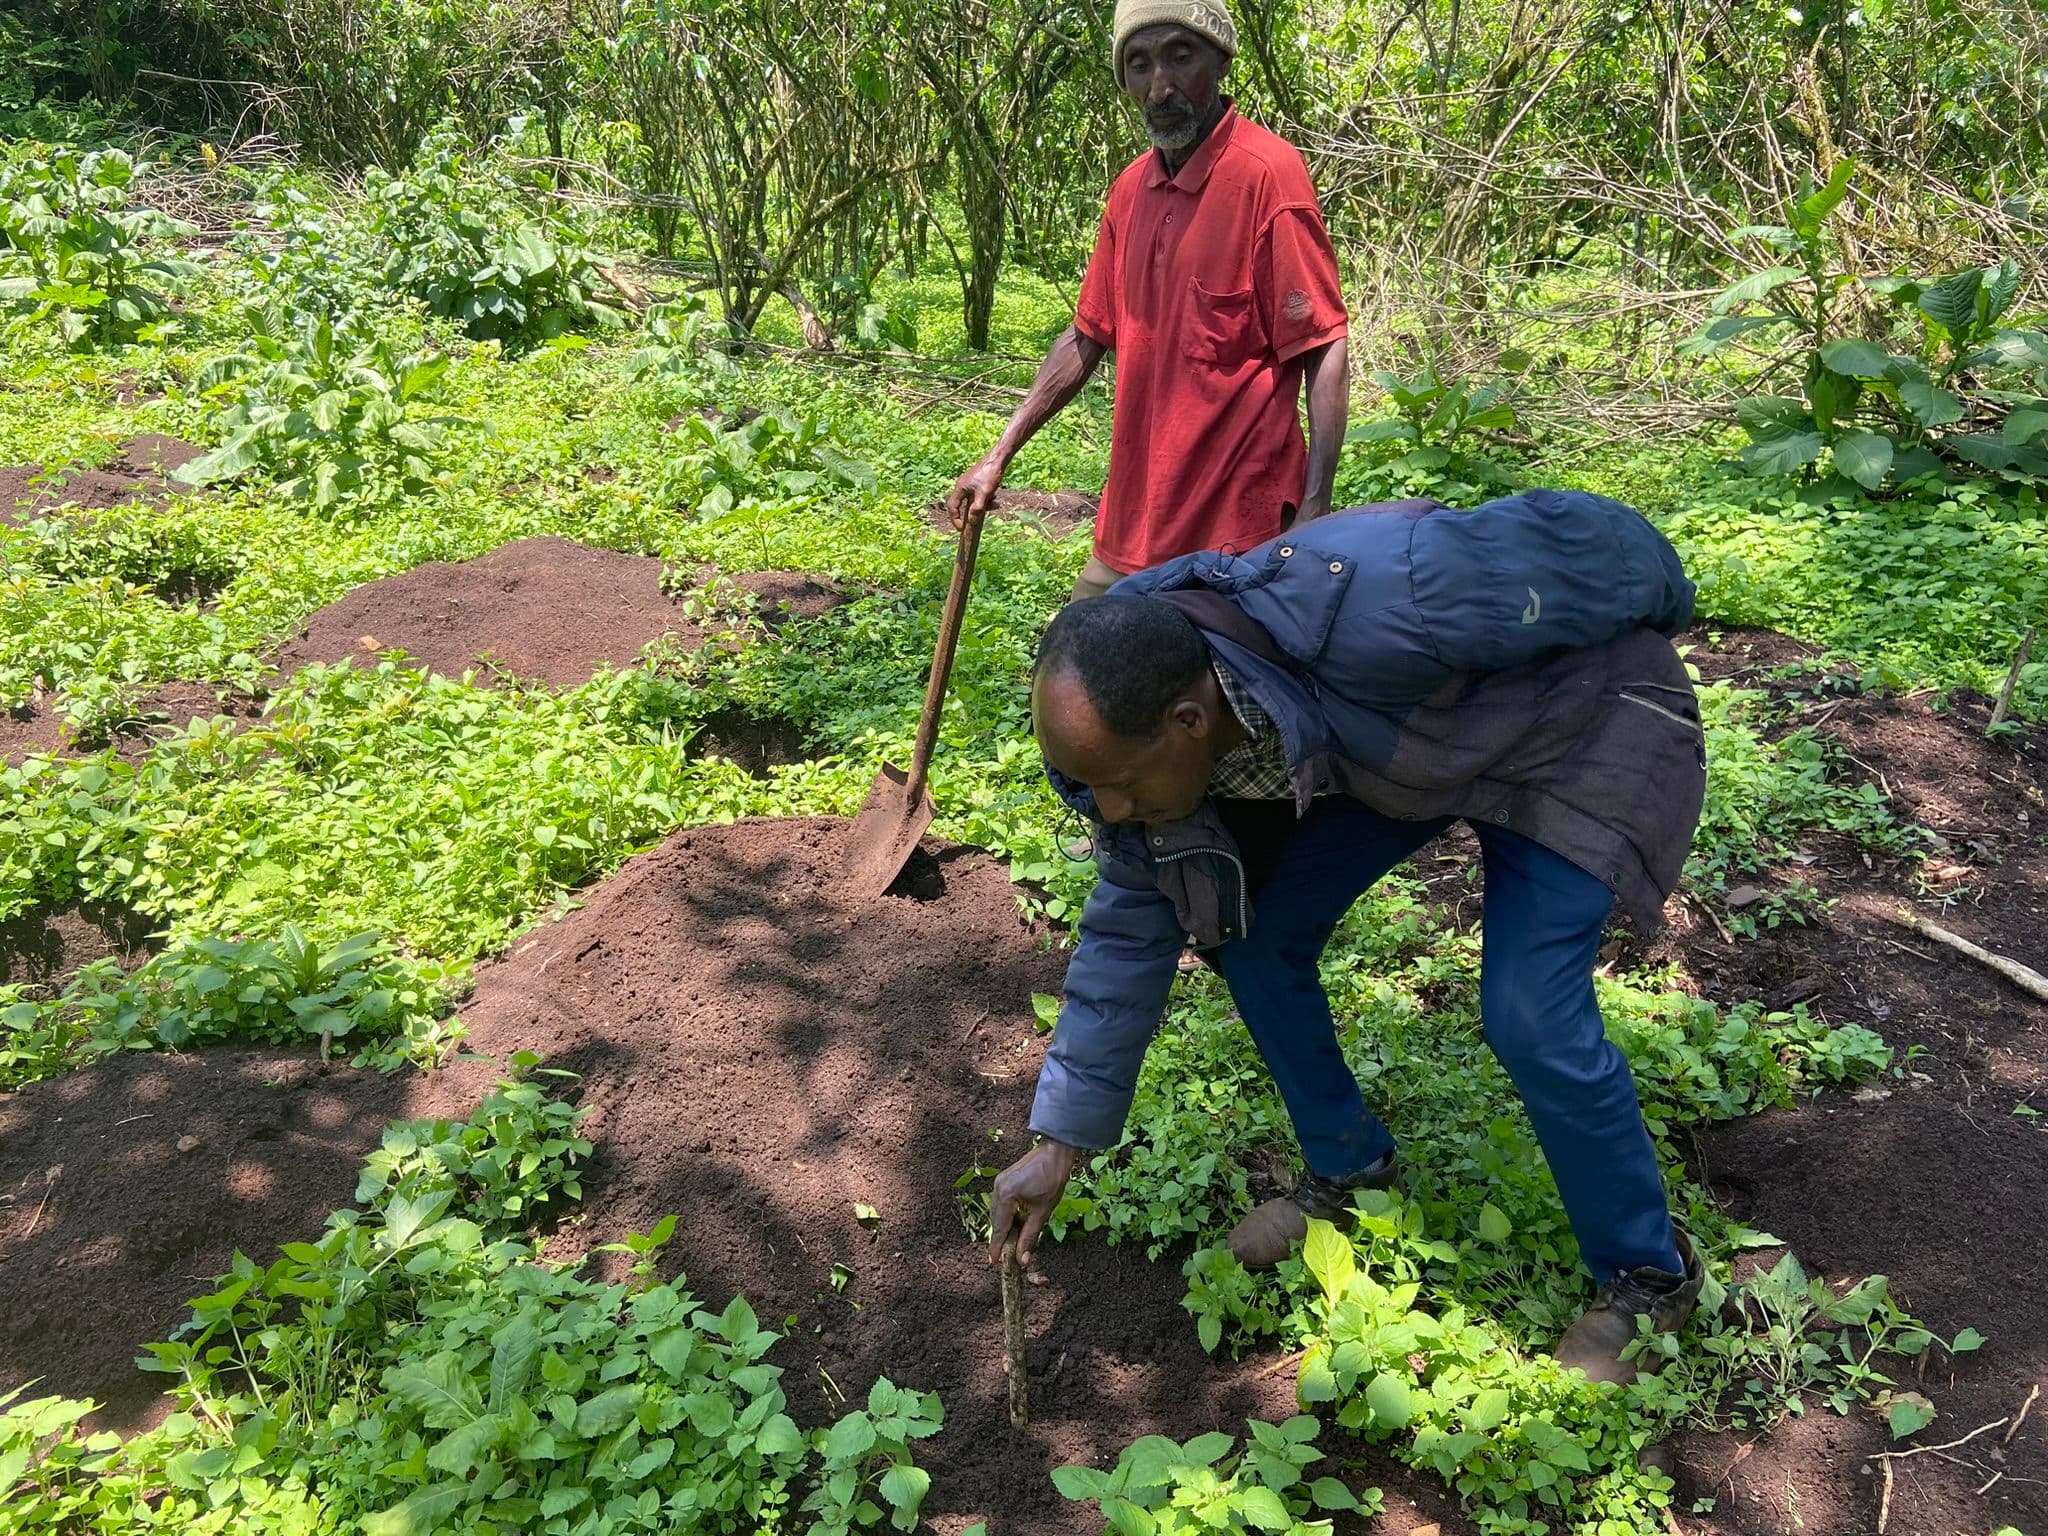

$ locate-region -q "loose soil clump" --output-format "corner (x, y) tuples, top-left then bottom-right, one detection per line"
(0, 436), (206, 524)
(924, 488), (1097, 538)
(270, 536), (702, 688)
(0, 899), (160, 988)
(727, 569), (853, 627)
(0, 1048), (410, 1430)
(0, 682), (267, 769)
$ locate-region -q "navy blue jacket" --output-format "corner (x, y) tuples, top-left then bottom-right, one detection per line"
(1029, 490), (1706, 1150)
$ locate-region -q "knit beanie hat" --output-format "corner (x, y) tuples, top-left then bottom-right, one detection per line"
(1112, 0), (1238, 87)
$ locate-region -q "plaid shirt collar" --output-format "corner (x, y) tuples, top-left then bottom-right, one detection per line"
(1207, 656), (1295, 800)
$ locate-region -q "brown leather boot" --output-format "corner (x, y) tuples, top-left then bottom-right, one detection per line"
(1226, 1153), (1400, 1270)
(1554, 1231), (1704, 1387)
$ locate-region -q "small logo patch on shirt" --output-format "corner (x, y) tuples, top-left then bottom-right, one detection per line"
(1283, 288), (1312, 323)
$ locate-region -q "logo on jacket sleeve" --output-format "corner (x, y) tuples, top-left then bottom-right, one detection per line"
(1521, 587), (1542, 624)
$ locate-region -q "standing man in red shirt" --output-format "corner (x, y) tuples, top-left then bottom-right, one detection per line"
(945, 0), (1350, 599)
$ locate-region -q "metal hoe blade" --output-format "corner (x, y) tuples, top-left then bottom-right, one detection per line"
(842, 502), (986, 899)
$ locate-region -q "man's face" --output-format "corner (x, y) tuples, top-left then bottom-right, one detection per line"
(1033, 666), (1219, 827)
(1121, 25), (1226, 155)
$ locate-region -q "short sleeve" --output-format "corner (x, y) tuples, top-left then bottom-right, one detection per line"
(1256, 206), (1348, 363)
(1074, 204), (1120, 350)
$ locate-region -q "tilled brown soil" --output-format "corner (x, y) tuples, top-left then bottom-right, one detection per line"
(405, 817), (1450, 1532)
(0, 899), (161, 989)
(1643, 628), (2048, 1536)
(0, 1048), (408, 1428)
(269, 537), (702, 687)
(0, 436), (205, 524)
(3, 620), (2042, 1533)
(924, 488), (1097, 539)
(0, 819), (1459, 1532)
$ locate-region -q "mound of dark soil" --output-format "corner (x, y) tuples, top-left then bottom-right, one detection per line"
(923, 488), (1097, 538)
(0, 1048), (409, 1429)
(403, 817), (1449, 1532)
(270, 537), (702, 688)
(0, 436), (206, 525)
(1641, 627), (2048, 1536)
(0, 899), (160, 989)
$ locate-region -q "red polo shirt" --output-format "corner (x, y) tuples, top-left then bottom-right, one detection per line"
(1074, 106), (1348, 573)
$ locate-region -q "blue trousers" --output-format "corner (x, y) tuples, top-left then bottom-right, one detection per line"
(1209, 797), (1684, 1283)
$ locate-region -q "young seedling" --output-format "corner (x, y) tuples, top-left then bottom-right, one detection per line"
(1001, 1238), (1028, 1429)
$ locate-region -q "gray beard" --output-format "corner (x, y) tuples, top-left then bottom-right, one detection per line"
(1147, 114), (1200, 154)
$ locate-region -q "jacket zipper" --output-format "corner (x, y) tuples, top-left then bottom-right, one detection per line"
(1155, 844), (1251, 939)
(1618, 691), (1699, 730)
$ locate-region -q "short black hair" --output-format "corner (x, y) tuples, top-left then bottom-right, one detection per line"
(1036, 596), (1210, 740)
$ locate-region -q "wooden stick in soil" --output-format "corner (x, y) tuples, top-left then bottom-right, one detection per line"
(1001, 1239), (1029, 1429)
(1884, 908), (2048, 1005)
(1988, 626), (2036, 731)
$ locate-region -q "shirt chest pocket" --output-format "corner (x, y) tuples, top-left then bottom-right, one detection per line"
(1182, 277), (1265, 369)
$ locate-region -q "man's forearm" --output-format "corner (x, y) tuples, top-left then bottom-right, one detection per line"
(1299, 336), (1350, 516)
(984, 326), (1107, 471)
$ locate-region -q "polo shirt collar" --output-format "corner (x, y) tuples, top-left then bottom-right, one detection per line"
(1143, 101), (1239, 192)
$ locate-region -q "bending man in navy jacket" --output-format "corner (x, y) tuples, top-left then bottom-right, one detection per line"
(988, 491), (1709, 1384)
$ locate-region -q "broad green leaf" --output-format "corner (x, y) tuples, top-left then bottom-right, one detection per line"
(1197, 1313), (1223, 1353)
(572, 1384), (644, 1437)
(757, 1413), (804, 1457)
(362, 1483), (465, 1536)
(1898, 378), (1965, 427)
(425, 1413), (503, 1475)
(1832, 430), (1895, 490)
(1889, 1397), (1937, 1438)
(1181, 1431), (1235, 1466)
(1712, 267), (1804, 314)
(1365, 1372), (1413, 1428)
(1465, 1388), (1512, 1431)
(878, 1463), (931, 1527)
(1309, 1475), (1360, 1511)
(1052, 1464), (1113, 1500)
(488, 1313), (539, 1411)
(1818, 338), (1893, 378)
(1951, 1327), (1986, 1353)
(1476, 1203), (1511, 1245)
(823, 1410), (877, 1462)
(1791, 158), (1855, 237)
(1740, 431), (1824, 477)
(1234, 1486), (1293, 1531)
(1736, 395), (1814, 440)
(2004, 408), (2048, 447)
(1302, 1218), (1354, 1303)
(1918, 268), (1985, 337)
(1101, 1495), (1156, 1536)
(386, 1353), (479, 1429)
(682, 1391), (733, 1437)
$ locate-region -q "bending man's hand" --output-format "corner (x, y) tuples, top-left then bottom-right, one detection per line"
(988, 1139), (1080, 1268)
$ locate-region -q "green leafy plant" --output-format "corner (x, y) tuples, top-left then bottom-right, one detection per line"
(176, 312), (459, 507)
(365, 132), (624, 352)
(0, 146), (199, 348)
(1052, 1417), (1377, 1534)
(355, 1065), (592, 1225)
(0, 925), (448, 1089)
(1685, 161), (2048, 488)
